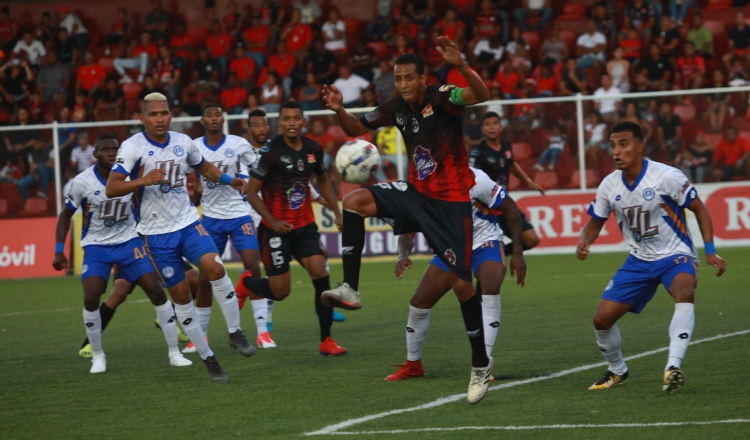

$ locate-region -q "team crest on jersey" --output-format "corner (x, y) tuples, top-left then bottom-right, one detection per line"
(280, 155), (292, 164)
(444, 248), (457, 265)
(162, 266), (175, 278)
(173, 146), (184, 157)
(421, 104), (433, 118)
(160, 183), (172, 193)
(395, 113), (405, 127)
(411, 118), (419, 133)
(615, 195), (621, 201)
(288, 182), (306, 210)
(413, 145), (436, 180)
(643, 188), (655, 201)
(206, 181), (217, 189)
(94, 190), (100, 195)
(260, 145), (270, 153)
(148, 151), (155, 156)
(297, 159), (305, 171)
(224, 149), (235, 158)
(439, 85), (456, 92)
(307, 154), (316, 163)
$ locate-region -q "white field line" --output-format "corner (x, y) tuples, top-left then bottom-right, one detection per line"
(305, 329), (750, 436)
(0, 298), (150, 317)
(328, 419), (750, 435)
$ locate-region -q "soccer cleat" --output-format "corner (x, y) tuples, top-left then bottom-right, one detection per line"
(90, 356), (106, 374)
(663, 367), (685, 393)
(314, 308), (347, 322)
(385, 360), (424, 381)
(202, 355), (229, 383)
(154, 318), (190, 342)
(256, 331), (277, 349)
(182, 337), (208, 354)
(79, 344), (92, 358)
(588, 369), (629, 390)
(235, 270), (252, 310)
(321, 283), (362, 310)
(169, 353), (193, 367)
(228, 330), (257, 357)
(319, 337), (347, 356)
(467, 356), (493, 404)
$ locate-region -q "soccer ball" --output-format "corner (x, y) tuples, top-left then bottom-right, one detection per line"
(335, 139), (381, 184)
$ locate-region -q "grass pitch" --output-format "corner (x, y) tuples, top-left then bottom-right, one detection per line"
(1, 248), (749, 439)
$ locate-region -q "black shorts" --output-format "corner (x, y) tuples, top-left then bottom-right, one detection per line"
(368, 181), (473, 281)
(497, 212), (534, 238)
(258, 222), (324, 276)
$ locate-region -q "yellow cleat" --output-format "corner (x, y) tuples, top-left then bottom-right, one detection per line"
(589, 369), (629, 390)
(79, 344), (92, 358)
(663, 367), (685, 393)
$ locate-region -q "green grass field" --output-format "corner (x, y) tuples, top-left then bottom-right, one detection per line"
(1, 248), (749, 439)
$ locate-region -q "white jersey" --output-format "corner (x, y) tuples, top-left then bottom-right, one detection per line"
(65, 165), (138, 247)
(111, 131), (203, 235)
(588, 159), (698, 262)
(469, 167), (506, 250)
(193, 134), (258, 220)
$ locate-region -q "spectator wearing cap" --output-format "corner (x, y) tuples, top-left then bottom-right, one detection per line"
(321, 7), (347, 56)
(576, 19), (607, 75)
(675, 41), (705, 90)
(152, 45), (182, 104)
(268, 41), (296, 100)
(712, 126), (750, 181)
(281, 8), (312, 55)
(70, 131), (96, 173)
(724, 12), (750, 69)
(332, 64), (370, 108)
(244, 13), (271, 69)
(294, 0), (322, 25)
(145, 0), (171, 43)
(230, 43), (256, 91)
(58, 6), (89, 55)
(515, 0), (553, 33)
(92, 76), (124, 121)
(686, 12), (713, 60)
(114, 31), (158, 84)
(206, 19), (232, 82)
(13, 31), (45, 67)
(0, 6), (19, 53)
(36, 51), (68, 108)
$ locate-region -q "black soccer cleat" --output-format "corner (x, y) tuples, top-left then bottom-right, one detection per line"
(228, 330), (257, 357)
(202, 355), (230, 383)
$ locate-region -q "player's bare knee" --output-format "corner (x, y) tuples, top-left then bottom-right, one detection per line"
(342, 189), (373, 214)
(452, 279), (475, 302)
(592, 314), (615, 331)
(83, 295), (100, 312)
(523, 231), (540, 249)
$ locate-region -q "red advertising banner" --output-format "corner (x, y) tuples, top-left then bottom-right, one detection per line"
(0, 217), (68, 279)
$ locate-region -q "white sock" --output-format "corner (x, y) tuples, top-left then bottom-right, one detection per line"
(174, 301), (213, 360)
(83, 309), (104, 358)
(196, 307), (212, 337)
(482, 295), (501, 357)
(595, 324), (627, 375)
(210, 274), (241, 333)
(154, 301), (179, 355)
(267, 300), (275, 322)
(667, 303), (695, 370)
(250, 299), (268, 335)
(406, 306), (430, 361)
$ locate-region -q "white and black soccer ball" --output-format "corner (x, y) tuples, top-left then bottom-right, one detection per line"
(335, 139), (381, 184)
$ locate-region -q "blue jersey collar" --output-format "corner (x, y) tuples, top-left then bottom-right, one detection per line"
(93, 164), (108, 186)
(622, 159), (648, 192)
(142, 131), (171, 149)
(202, 135), (226, 151)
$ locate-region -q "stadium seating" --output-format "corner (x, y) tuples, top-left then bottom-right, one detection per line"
(18, 197), (49, 218)
(703, 0), (733, 11)
(99, 57), (115, 74)
(557, 3), (588, 21)
(367, 41), (389, 58)
(533, 171), (559, 190)
(512, 142), (532, 161)
(0, 199), (8, 218)
(508, 174), (521, 191)
(673, 104), (696, 122)
(567, 168), (599, 189)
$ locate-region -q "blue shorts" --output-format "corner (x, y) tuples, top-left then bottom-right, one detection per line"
(602, 254), (697, 314)
(143, 221), (219, 288)
(201, 215), (259, 254)
(430, 240), (505, 275)
(82, 237), (154, 283)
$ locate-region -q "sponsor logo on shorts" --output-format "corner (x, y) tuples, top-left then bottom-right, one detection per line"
(391, 182), (408, 191)
(605, 280), (614, 291)
(81, 264), (88, 274)
(224, 148), (235, 158)
(269, 237), (282, 248)
(173, 146), (184, 157)
(643, 187), (655, 201)
(444, 248), (457, 265)
(162, 266), (175, 278)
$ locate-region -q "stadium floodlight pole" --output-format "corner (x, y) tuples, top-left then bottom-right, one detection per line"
(575, 93), (586, 190)
(52, 120), (62, 214)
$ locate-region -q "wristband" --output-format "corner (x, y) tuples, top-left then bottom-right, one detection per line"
(55, 243), (64, 253)
(219, 173), (233, 185)
(704, 242), (716, 255)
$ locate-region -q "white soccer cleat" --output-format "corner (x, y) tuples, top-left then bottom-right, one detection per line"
(90, 356), (107, 374)
(169, 353), (193, 367)
(321, 283), (362, 310)
(256, 331), (277, 349)
(182, 342), (197, 353)
(467, 356), (493, 404)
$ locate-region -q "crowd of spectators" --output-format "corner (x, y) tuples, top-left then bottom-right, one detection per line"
(1, 0), (750, 215)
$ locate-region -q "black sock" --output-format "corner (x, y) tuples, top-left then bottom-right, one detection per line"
(504, 241), (532, 257)
(475, 281), (483, 296)
(313, 276), (333, 342)
(342, 210), (366, 291)
(81, 303), (116, 348)
(245, 277), (280, 301)
(459, 291), (490, 368)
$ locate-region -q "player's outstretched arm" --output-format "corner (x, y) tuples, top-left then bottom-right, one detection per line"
(52, 207), (75, 271)
(321, 84), (370, 137)
(687, 196), (726, 277)
(194, 160), (248, 194)
(499, 195), (527, 287)
(395, 232), (415, 279)
(436, 36), (490, 105)
(245, 177), (292, 233)
(577, 218), (605, 261)
(317, 173), (342, 230)
(105, 168), (168, 198)
(512, 162), (546, 195)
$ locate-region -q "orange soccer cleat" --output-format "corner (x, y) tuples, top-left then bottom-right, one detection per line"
(385, 360), (424, 381)
(235, 270), (252, 310)
(319, 337), (347, 356)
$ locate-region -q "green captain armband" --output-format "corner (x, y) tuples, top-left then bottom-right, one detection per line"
(449, 87), (466, 106)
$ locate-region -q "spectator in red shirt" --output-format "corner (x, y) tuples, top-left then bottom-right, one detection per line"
(169, 23), (196, 64)
(223, 0), (243, 40)
(76, 51), (105, 95)
(104, 7), (130, 57)
(306, 118), (335, 169)
(0, 5), (19, 53)
(113, 30), (157, 84)
(281, 8), (312, 55)
(675, 41), (705, 90)
(243, 12), (270, 71)
(435, 8), (466, 44)
(153, 45), (182, 103)
(220, 72), (248, 114)
(229, 43), (256, 91)
(206, 19), (233, 81)
(388, 14), (419, 46)
(712, 126), (750, 181)
(533, 59), (557, 97)
(495, 58), (520, 99)
(268, 41), (296, 100)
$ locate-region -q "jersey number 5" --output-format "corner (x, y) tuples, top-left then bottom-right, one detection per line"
(623, 205), (659, 242)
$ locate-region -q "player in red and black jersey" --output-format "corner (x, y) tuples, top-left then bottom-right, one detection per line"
(322, 38), (495, 404)
(468, 111), (543, 257)
(243, 101), (347, 356)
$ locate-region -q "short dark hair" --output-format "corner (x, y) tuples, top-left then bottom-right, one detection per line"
(611, 121), (644, 143)
(482, 111), (501, 123)
(394, 53), (424, 76)
(95, 133), (119, 148)
(280, 100), (304, 114)
(201, 102), (222, 116)
(247, 109), (267, 119)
